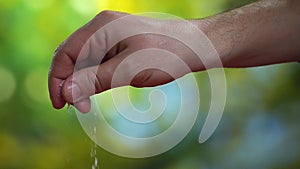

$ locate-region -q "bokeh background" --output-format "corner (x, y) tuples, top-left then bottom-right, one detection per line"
(0, 0), (299, 168)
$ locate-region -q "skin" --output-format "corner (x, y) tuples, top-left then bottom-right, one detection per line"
(48, 0), (300, 113)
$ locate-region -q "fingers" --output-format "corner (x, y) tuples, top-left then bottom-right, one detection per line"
(61, 49), (131, 113)
(62, 66), (110, 104)
(61, 49), (184, 113)
(48, 11), (127, 110)
(61, 67), (105, 113)
(48, 77), (66, 109)
(48, 44), (77, 109)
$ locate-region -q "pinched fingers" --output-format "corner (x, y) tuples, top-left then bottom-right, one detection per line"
(48, 11), (128, 110)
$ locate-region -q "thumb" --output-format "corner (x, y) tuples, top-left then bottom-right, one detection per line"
(62, 63), (113, 113)
(61, 50), (130, 113)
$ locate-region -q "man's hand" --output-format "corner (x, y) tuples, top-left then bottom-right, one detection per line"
(49, 0), (300, 113)
(48, 11), (206, 113)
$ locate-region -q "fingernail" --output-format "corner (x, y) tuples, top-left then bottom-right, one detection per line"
(67, 83), (81, 101)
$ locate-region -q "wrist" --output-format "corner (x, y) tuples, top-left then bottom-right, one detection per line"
(192, 18), (237, 69)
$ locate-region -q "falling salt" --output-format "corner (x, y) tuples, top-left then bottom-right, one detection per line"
(91, 129), (99, 169)
(67, 104), (100, 169)
(91, 109), (99, 169)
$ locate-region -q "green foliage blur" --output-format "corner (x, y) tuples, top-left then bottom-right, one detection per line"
(0, 0), (299, 168)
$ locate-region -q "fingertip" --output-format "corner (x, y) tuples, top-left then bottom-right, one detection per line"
(74, 98), (91, 113)
(52, 101), (66, 109)
(49, 78), (67, 109)
(49, 92), (66, 109)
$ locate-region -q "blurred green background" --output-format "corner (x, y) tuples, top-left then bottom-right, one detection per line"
(0, 0), (299, 168)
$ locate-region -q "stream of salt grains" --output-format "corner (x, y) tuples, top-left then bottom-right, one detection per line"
(91, 124), (99, 169)
(67, 105), (99, 169)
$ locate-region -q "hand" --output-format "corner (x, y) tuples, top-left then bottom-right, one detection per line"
(48, 11), (205, 113)
(49, 0), (300, 114)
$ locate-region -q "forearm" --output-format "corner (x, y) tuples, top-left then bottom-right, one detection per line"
(197, 0), (300, 68)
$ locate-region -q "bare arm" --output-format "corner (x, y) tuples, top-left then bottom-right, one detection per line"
(199, 0), (300, 68)
(48, 0), (300, 113)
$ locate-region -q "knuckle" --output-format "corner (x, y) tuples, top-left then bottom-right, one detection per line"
(99, 10), (115, 16)
(94, 10), (127, 21)
(95, 10), (117, 19)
